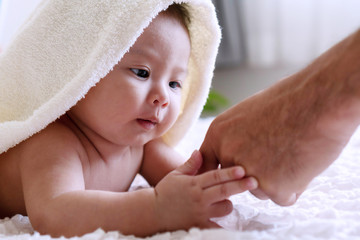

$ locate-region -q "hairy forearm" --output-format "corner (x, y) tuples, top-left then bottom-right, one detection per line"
(279, 29), (360, 143)
(206, 29), (360, 205)
(29, 188), (160, 237)
(251, 29), (360, 178)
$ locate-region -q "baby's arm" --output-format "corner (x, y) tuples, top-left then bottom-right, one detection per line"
(141, 138), (185, 186)
(20, 124), (256, 237)
(20, 124), (163, 237)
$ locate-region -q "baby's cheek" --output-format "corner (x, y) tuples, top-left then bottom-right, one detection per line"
(171, 99), (182, 120)
(161, 109), (178, 133)
(164, 114), (177, 132)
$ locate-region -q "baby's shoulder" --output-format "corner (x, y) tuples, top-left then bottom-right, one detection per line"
(30, 120), (80, 144)
(19, 120), (84, 161)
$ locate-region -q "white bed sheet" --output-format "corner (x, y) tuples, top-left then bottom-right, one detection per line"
(1, 117), (360, 240)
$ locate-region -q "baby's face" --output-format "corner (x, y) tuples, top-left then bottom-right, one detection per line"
(69, 12), (191, 146)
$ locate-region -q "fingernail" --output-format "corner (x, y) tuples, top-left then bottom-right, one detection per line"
(248, 177), (258, 189)
(288, 193), (298, 205)
(233, 167), (245, 178)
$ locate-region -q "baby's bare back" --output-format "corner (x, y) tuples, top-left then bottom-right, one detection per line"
(0, 146), (27, 217)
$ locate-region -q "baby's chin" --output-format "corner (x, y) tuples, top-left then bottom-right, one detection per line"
(128, 135), (162, 147)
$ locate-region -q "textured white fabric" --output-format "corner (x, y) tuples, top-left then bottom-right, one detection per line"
(0, 0), (221, 153)
(1, 118), (360, 240)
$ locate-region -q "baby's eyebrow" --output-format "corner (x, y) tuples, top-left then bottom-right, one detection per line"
(128, 48), (147, 56)
(128, 47), (155, 59)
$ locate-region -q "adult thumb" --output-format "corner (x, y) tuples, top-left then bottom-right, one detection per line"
(198, 140), (219, 174)
(176, 150), (203, 176)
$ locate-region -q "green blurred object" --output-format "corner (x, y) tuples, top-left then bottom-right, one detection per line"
(202, 89), (229, 115)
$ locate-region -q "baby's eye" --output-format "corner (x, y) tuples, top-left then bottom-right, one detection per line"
(130, 68), (149, 78)
(169, 81), (182, 89)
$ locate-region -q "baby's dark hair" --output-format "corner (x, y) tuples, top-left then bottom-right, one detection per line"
(163, 3), (191, 29)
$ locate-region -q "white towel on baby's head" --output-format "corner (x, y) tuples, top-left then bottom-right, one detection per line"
(0, 0), (221, 153)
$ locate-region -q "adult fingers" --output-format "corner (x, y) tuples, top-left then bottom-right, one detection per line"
(271, 192), (299, 206)
(199, 220), (222, 229)
(249, 188), (270, 200)
(250, 186), (301, 206)
(204, 177), (258, 203)
(198, 166), (245, 189)
(199, 139), (219, 173)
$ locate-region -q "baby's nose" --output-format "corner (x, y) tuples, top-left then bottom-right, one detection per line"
(149, 85), (169, 108)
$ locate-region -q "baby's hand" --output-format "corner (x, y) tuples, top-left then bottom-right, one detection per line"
(153, 150), (257, 232)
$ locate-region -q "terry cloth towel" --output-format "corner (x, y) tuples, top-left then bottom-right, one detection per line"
(0, 0), (221, 154)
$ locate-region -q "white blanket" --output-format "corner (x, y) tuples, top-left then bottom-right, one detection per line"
(1, 117), (360, 240)
(0, 0), (220, 153)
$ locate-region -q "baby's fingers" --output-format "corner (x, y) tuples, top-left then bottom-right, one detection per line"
(199, 166), (246, 189)
(209, 199), (233, 218)
(205, 177), (258, 203)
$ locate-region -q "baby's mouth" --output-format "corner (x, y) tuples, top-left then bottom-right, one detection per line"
(136, 118), (158, 130)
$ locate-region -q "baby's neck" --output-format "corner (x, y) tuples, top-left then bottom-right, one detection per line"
(59, 113), (138, 163)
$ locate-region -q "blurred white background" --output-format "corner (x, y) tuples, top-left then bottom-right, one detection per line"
(0, 0), (359, 115)
(212, 0), (360, 114)
(0, 0), (42, 51)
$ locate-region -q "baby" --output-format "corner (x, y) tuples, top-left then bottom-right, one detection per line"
(0, 3), (257, 238)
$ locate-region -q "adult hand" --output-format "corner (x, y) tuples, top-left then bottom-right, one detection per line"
(200, 29), (360, 206)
